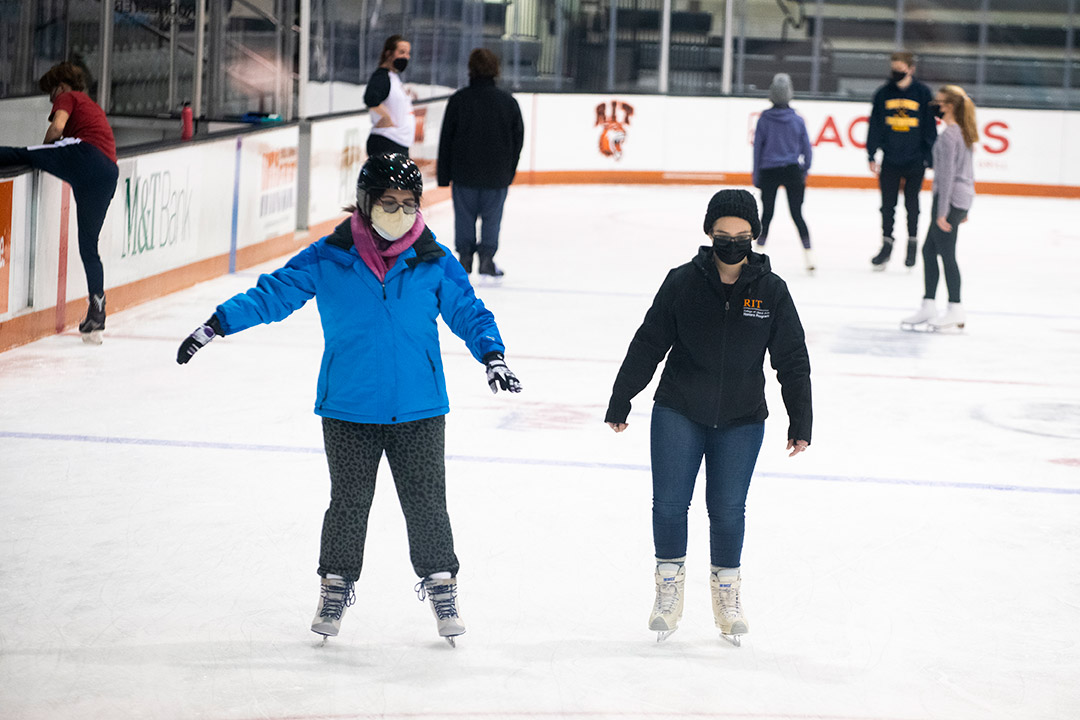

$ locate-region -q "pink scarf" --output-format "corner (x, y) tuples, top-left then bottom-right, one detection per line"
(351, 209), (425, 282)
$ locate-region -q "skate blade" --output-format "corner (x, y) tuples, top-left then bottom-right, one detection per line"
(656, 628), (678, 643)
(81, 330), (103, 345)
(928, 323), (965, 333)
(900, 322), (932, 332)
(871, 265), (887, 272)
(444, 636), (457, 648)
(720, 633), (744, 647)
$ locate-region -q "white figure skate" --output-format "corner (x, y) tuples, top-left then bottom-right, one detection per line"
(710, 568), (748, 647)
(648, 560), (686, 642)
(416, 576), (465, 647)
(311, 576), (355, 642)
(929, 302), (966, 332)
(901, 299), (937, 332)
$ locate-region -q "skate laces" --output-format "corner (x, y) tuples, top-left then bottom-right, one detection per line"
(713, 577), (742, 618)
(415, 580), (459, 619)
(654, 576), (681, 615)
(320, 580), (355, 620)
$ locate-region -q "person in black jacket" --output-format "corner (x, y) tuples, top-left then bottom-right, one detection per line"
(866, 51), (937, 271)
(605, 189), (811, 645)
(437, 48), (524, 278)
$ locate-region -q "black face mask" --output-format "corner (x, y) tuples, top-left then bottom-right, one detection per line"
(931, 103), (945, 119)
(393, 57), (409, 72)
(890, 69), (908, 83)
(713, 237), (753, 265)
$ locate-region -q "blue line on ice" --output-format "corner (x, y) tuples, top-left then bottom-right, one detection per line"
(3, 430), (1078, 496)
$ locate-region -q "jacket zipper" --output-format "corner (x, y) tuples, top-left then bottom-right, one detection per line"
(714, 299), (730, 428)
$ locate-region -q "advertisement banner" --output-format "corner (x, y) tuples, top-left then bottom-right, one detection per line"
(522, 93), (1068, 191)
(89, 138), (239, 292)
(0, 180), (11, 314)
(308, 115), (367, 227)
(238, 126), (300, 247)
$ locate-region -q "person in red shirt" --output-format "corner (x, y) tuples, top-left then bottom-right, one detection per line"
(0, 62), (119, 343)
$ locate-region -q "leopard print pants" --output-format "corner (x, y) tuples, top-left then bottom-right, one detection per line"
(318, 415), (459, 581)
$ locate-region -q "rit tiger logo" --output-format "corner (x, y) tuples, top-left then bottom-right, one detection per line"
(596, 100), (634, 160)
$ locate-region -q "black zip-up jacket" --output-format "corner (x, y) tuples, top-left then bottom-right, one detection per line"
(605, 248), (812, 443)
(437, 77), (524, 188)
(866, 79), (937, 168)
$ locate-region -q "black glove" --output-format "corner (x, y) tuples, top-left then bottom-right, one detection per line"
(483, 352), (521, 394)
(177, 315), (223, 365)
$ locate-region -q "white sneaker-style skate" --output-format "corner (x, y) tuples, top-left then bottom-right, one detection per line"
(901, 299), (937, 331)
(710, 568), (748, 646)
(416, 576), (465, 647)
(929, 302), (966, 332)
(311, 576), (355, 640)
(648, 559), (686, 642)
(803, 249), (816, 275)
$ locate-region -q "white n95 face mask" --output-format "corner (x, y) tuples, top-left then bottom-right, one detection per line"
(370, 205), (416, 240)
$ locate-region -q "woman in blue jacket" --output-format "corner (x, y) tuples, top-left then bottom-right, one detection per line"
(176, 154), (521, 647)
(752, 73), (814, 273)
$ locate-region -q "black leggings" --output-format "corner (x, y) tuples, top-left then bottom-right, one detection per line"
(758, 164), (810, 248)
(318, 415), (458, 581)
(879, 160), (926, 239)
(922, 200), (968, 304)
(366, 133), (409, 158)
(0, 140), (118, 297)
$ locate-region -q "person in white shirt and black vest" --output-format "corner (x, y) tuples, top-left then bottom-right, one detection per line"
(364, 35), (415, 158)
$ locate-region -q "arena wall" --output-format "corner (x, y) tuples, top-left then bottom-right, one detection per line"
(1, 94), (1076, 352)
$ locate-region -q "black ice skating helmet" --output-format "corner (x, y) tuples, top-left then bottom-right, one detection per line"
(356, 153), (424, 213)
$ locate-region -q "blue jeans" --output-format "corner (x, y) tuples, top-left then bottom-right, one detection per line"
(650, 405), (765, 568)
(452, 184), (508, 257)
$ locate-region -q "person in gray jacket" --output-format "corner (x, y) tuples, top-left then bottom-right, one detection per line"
(901, 85), (978, 332)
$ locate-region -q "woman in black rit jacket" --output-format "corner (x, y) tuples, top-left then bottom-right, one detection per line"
(605, 189), (812, 645)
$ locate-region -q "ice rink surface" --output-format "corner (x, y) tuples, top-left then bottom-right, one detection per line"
(2, 185), (1079, 720)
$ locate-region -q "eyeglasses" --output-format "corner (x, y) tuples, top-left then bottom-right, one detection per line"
(375, 197), (419, 215)
(711, 233), (754, 244)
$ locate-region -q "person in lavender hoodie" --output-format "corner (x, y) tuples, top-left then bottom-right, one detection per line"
(752, 73), (815, 273)
(901, 85), (978, 332)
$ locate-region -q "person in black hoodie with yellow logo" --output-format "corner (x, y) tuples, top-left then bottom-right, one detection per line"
(866, 51), (937, 271)
(605, 189), (812, 646)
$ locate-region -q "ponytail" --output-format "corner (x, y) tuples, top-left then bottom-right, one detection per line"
(939, 84), (979, 148)
(958, 95), (979, 148)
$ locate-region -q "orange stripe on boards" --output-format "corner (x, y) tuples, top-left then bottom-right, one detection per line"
(514, 171), (1080, 198)
(55, 183), (71, 334)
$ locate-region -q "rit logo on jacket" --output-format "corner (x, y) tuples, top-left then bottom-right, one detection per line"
(742, 297), (770, 319)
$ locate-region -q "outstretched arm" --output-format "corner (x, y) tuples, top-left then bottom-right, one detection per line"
(176, 245), (319, 365)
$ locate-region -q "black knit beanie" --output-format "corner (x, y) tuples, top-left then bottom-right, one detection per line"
(703, 189), (761, 239)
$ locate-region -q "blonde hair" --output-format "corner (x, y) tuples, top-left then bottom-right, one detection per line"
(939, 85), (979, 148)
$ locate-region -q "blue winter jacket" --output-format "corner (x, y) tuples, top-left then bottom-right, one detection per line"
(752, 106), (813, 188)
(214, 219), (505, 425)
